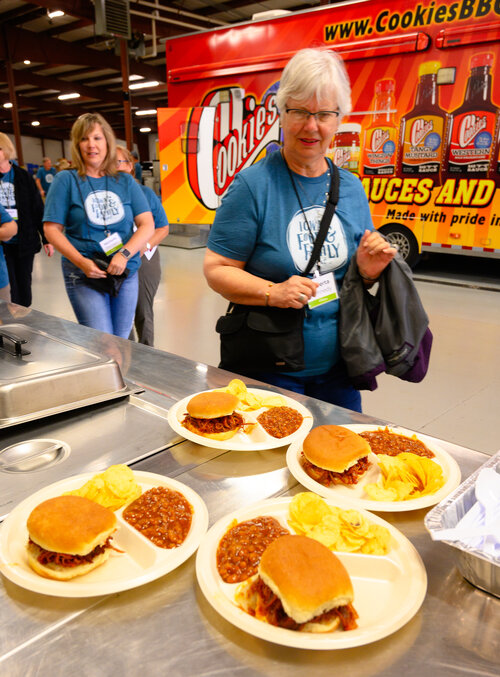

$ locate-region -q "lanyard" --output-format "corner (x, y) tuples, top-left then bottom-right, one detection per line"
(282, 154), (333, 275)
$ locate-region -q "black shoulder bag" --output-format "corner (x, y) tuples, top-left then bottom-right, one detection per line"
(215, 162), (340, 375)
(72, 171), (129, 297)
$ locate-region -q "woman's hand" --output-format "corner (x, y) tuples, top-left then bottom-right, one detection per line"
(80, 257), (107, 279)
(106, 252), (128, 275)
(356, 230), (397, 282)
(270, 275), (318, 308)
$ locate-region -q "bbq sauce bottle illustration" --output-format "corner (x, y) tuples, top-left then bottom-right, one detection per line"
(397, 61), (447, 185)
(361, 79), (397, 176)
(443, 53), (498, 181)
(488, 118), (500, 186)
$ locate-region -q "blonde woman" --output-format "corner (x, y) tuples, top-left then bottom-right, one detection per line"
(43, 113), (154, 337)
(0, 132), (53, 306)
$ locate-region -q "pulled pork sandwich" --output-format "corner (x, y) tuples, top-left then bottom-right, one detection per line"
(236, 534), (358, 632)
(182, 391), (244, 441)
(301, 425), (371, 486)
(27, 495), (117, 581)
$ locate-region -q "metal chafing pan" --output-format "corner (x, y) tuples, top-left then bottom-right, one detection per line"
(425, 450), (500, 598)
(0, 323), (138, 428)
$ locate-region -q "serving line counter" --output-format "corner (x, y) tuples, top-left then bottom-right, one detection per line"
(0, 302), (498, 676)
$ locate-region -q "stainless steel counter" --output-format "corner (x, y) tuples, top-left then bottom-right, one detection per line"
(0, 302), (498, 677)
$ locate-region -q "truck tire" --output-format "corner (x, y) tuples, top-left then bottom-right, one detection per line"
(378, 223), (420, 268)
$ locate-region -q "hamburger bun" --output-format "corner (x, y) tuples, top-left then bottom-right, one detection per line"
(259, 534), (354, 627)
(302, 425), (371, 473)
(182, 391), (242, 440)
(186, 391), (239, 419)
(27, 495), (117, 581)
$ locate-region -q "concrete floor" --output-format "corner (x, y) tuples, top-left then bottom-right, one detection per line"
(30, 246), (500, 457)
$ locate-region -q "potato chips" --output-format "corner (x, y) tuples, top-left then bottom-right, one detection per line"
(216, 379), (287, 411)
(364, 452), (445, 502)
(65, 464), (142, 510)
(288, 492), (391, 555)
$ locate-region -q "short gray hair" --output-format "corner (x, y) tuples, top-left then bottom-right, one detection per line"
(276, 48), (352, 123)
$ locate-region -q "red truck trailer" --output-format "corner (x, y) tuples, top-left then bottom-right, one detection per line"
(159, 0), (500, 264)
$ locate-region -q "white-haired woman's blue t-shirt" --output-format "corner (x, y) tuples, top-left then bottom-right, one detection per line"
(43, 170), (150, 274)
(208, 150), (374, 377)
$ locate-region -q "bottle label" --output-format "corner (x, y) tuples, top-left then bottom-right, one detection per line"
(447, 110), (496, 175)
(333, 145), (360, 173)
(362, 126), (397, 175)
(401, 114), (445, 174)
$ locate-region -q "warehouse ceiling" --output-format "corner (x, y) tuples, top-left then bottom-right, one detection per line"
(0, 0), (330, 146)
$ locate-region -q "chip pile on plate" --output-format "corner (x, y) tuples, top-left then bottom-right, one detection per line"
(64, 464), (142, 510)
(216, 379), (287, 411)
(288, 492), (391, 555)
(364, 453), (445, 502)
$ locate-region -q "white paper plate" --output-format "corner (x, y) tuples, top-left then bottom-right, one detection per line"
(196, 496), (427, 649)
(0, 471), (209, 597)
(286, 424), (462, 512)
(168, 388), (314, 450)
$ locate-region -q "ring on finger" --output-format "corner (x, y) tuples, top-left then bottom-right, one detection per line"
(298, 293), (306, 303)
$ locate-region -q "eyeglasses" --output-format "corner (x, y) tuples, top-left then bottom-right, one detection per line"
(285, 108), (340, 124)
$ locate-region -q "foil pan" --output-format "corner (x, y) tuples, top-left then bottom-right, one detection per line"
(424, 450), (500, 598)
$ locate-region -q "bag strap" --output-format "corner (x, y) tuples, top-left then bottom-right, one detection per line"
(303, 160), (339, 276)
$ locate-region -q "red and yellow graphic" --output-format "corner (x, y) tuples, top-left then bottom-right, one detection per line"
(160, 0), (500, 260)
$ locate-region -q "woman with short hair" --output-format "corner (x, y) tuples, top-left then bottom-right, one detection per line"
(204, 48), (396, 412)
(0, 132), (54, 306)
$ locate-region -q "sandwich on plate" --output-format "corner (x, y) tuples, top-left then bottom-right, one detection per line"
(301, 425), (372, 486)
(182, 391), (244, 441)
(236, 534), (358, 632)
(26, 495), (117, 580)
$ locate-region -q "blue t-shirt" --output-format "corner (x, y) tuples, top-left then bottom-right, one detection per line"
(135, 162), (143, 183)
(140, 185), (168, 229)
(0, 203), (13, 288)
(0, 166), (18, 243)
(37, 166), (57, 194)
(208, 151), (373, 376)
(43, 170), (150, 275)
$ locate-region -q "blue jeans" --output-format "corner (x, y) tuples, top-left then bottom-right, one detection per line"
(251, 362), (362, 412)
(62, 258), (138, 338)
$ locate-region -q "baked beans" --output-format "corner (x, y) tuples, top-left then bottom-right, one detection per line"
(123, 487), (192, 549)
(216, 516), (289, 584)
(256, 406), (303, 438)
(359, 428), (435, 458)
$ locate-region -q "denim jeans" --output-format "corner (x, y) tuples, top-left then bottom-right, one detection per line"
(250, 362), (362, 412)
(62, 258), (139, 338)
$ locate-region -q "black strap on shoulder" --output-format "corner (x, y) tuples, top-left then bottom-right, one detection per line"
(303, 160), (339, 276)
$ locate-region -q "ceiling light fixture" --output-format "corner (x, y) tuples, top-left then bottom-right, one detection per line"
(139, 127), (152, 133)
(129, 75), (143, 82)
(129, 80), (160, 90)
(31, 121), (41, 126)
(135, 109), (157, 116)
(3, 103), (13, 109)
(58, 93), (80, 100)
(24, 60), (31, 65)
(48, 10), (65, 19)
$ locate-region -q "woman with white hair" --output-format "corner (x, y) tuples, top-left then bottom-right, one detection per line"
(0, 132), (54, 306)
(204, 48), (396, 411)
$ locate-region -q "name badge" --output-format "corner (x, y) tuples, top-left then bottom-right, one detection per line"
(308, 271), (338, 309)
(6, 208), (18, 221)
(99, 232), (123, 256)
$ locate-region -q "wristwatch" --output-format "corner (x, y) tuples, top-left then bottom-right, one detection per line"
(118, 247), (131, 259)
